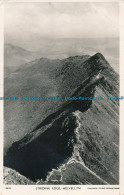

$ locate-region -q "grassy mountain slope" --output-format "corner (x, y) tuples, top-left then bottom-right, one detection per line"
(4, 53), (119, 184)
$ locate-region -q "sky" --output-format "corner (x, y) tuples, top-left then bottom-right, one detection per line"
(5, 2), (119, 44)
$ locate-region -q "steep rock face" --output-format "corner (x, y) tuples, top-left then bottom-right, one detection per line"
(57, 53), (119, 98)
(4, 53), (119, 184)
(4, 166), (34, 185)
(4, 53), (119, 151)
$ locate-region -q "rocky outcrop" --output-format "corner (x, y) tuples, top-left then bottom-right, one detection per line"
(4, 53), (119, 184)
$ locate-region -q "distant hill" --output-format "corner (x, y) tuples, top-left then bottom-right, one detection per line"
(4, 44), (41, 77)
(4, 53), (119, 184)
(5, 37), (119, 74)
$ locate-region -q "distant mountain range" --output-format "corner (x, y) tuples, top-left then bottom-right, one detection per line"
(4, 52), (119, 185)
(5, 43), (41, 65)
(4, 37), (119, 75)
(4, 44), (41, 77)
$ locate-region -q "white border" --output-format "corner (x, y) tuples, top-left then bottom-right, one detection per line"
(1, 0), (123, 3)
(0, 1), (124, 195)
(120, 2), (124, 195)
(0, 4), (4, 194)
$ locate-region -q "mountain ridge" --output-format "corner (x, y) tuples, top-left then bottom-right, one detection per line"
(4, 52), (119, 184)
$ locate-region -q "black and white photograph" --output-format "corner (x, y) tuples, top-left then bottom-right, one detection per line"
(3, 2), (120, 186)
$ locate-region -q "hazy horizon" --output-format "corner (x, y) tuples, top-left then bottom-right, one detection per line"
(4, 2), (119, 72)
(5, 2), (119, 47)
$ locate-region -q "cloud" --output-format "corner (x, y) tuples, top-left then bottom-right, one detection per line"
(5, 2), (119, 45)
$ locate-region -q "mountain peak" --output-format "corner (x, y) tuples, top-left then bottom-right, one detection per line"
(89, 52), (109, 64)
(83, 52), (111, 76)
(94, 52), (106, 59)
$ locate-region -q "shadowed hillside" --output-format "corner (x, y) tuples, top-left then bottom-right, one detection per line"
(4, 53), (119, 184)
